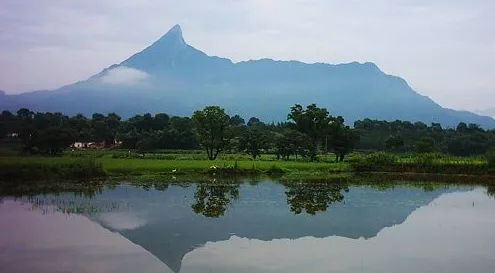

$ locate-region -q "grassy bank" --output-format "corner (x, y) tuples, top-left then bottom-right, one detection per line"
(350, 152), (495, 175)
(1, 151), (494, 182)
(0, 156), (350, 181)
(0, 158), (107, 182)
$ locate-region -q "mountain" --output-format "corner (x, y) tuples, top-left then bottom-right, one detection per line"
(476, 108), (495, 119)
(1, 24), (495, 128)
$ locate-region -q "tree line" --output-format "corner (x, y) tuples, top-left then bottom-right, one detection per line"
(1, 104), (494, 159)
(355, 119), (495, 156)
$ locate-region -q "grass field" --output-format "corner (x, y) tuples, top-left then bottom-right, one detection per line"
(0, 156), (351, 180)
(1, 149), (494, 182)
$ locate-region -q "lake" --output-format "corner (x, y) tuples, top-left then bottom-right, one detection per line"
(1, 178), (495, 273)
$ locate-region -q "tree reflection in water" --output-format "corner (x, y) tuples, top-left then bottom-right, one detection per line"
(282, 180), (349, 215)
(192, 178), (240, 218)
(487, 185), (495, 198)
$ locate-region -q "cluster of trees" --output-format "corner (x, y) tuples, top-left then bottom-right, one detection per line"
(1, 104), (494, 158)
(192, 104), (358, 161)
(0, 109), (121, 155)
(355, 119), (495, 156)
(0, 104), (359, 160)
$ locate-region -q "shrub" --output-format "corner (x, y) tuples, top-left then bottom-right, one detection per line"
(486, 148), (495, 168)
(415, 137), (436, 153)
(70, 158), (107, 180)
(350, 152), (397, 171)
(0, 158), (107, 182)
(413, 153), (436, 166)
(266, 165), (286, 176)
(364, 152), (397, 166)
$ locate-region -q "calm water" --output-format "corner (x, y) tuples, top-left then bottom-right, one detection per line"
(1, 179), (495, 273)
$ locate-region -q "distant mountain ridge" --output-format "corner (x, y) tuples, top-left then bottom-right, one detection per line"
(1, 24), (494, 128)
(476, 108), (495, 119)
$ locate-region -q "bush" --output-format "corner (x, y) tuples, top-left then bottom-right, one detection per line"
(350, 152), (397, 171)
(364, 152), (397, 166)
(415, 137), (436, 153)
(266, 165), (286, 176)
(413, 153), (436, 166)
(486, 149), (495, 168)
(0, 158), (107, 182)
(70, 158), (107, 180)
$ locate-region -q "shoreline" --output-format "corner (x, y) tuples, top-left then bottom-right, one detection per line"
(1, 156), (495, 184)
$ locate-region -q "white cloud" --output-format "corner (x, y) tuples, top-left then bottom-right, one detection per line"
(100, 66), (150, 86)
(98, 212), (148, 230)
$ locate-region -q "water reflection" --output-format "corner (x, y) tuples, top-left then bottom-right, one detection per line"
(192, 179), (240, 218)
(180, 188), (495, 273)
(486, 185), (495, 198)
(0, 200), (173, 273)
(282, 180), (349, 215)
(2, 178), (494, 273)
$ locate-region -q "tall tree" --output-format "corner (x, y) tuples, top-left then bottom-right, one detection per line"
(240, 124), (271, 159)
(330, 124), (360, 162)
(192, 106), (231, 160)
(288, 104), (333, 161)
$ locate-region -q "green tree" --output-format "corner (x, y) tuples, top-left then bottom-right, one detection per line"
(153, 113), (170, 131)
(192, 106), (231, 160)
(30, 127), (74, 155)
(275, 129), (313, 160)
(415, 136), (436, 153)
(247, 117), (261, 127)
(16, 108), (34, 147)
(69, 114), (91, 142)
(331, 125), (360, 162)
(385, 135), (405, 151)
(240, 124), (270, 159)
(447, 133), (489, 156)
(105, 113), (121, 146)
(0, 111), (18, 138)
(168, 116), (198, 149)
(288, 104), (333, 161)
(136, 130), (163, 152)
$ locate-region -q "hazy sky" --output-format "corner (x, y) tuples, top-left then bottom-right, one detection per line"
(1, 0), (494, 110)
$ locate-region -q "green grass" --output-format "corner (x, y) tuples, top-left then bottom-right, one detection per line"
(0, 157), (107, 182)
(61, 149), (345, 162)
(350, 152), (494, 175)
(0, 156), (351, 180)
(2, 150), (494, 183)
(0, 140), (23, 156)
(104, 158), (349, 175)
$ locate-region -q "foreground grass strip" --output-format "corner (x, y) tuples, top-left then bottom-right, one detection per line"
(0, 157), (107, 182)
(0, 156), (351, 181)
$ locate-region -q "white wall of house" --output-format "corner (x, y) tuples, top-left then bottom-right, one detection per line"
(73, 142), (85, 148)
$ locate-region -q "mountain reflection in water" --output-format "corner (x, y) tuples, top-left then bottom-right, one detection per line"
(1, 178), (494, 273)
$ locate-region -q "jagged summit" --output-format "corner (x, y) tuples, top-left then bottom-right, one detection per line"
(120, 24), (200, 71)
(154, 24), (186, 46)
(169, 24), (183, 35)
(144, 24), (188, 52)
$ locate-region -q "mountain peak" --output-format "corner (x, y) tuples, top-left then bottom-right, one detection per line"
(170, 24), (182, 32)
(155, 24), (186, 46)
(119, 23), (209, 71)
